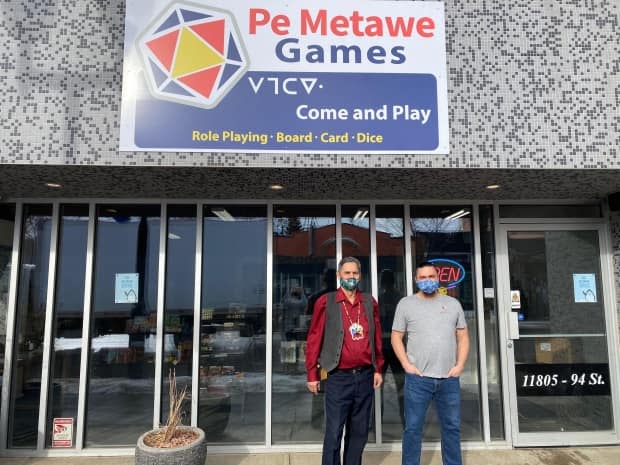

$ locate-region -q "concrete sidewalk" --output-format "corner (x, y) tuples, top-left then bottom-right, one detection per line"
(1, 447), (619, 465)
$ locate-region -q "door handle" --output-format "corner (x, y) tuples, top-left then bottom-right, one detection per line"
(507, 341), (513, 349)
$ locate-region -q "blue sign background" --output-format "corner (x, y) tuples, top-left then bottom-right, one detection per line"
(134, 71), (438, 151)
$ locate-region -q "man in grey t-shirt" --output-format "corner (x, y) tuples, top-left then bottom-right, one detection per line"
(391, 261), (470, 465)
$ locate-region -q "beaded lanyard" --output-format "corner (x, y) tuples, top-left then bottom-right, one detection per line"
(342, 299), (364, 341)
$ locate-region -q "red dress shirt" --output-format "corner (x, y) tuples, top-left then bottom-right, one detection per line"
(305, 288), (384, 382)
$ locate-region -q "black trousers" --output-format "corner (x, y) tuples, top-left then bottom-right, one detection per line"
(322, 367), (374, 465)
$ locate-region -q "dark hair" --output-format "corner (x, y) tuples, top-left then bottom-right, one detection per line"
(338, 256), (361, 272)
(416, 261), (436, 270)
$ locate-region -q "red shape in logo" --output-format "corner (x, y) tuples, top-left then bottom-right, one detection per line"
(178, 65), (222, 98)
(146, 30), (180, 72)
(190, 19), (226, 54)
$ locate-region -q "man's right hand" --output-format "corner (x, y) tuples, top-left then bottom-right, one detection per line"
(403, 362), (422, 376)
(307, 381), (321, 395)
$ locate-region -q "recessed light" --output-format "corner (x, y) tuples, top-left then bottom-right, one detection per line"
(106, 208), (118, 214)
(353, 209), (369, 220)
(269, 184), (284, 190)
(211, 208), (235, 221)
(486, 184), (500, 190)
(45, 182), (62, 188)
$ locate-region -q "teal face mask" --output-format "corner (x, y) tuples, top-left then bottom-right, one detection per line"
(340, 278), (359, 291)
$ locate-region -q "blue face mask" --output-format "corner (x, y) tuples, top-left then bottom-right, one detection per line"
(340, 278), (359, 291)
(416, 279), (439, 294)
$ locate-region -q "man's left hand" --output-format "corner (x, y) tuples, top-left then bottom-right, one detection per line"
(447, 364), (465, 377)
(373, 372), (383, 389)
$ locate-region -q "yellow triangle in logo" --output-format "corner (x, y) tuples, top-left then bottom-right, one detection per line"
(171, 27), (224, 78)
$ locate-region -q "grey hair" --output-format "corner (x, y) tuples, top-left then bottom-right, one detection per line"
(338, 256), (361, 272)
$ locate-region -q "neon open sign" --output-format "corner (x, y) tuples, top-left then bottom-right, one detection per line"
(428, 258), (465, 289)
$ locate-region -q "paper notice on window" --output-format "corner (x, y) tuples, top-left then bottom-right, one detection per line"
(510, 290), (521, 309)
(52, 418), (73, 448)
(573, 273), (597, 303)
(115, 273), (139, 303)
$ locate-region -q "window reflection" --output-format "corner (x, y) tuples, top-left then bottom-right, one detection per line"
(0, 205), (16, 427)
(376, 205), (406, 441)
(479, 205), (505, 439)
(9, 205), (53, 448)
(272, 205), (335, 444)
(199, 205), (267, 444)
(342, 205), (370, 290)
(161, 205), (196, 425)
(46, 205), (89, 448)
(85, 205), (160, 447)
(410, 205), (482, 440)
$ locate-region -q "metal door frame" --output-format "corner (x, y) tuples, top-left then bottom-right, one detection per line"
(496, 221), (620, 446)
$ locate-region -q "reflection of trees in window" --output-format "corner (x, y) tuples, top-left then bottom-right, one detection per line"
(412, 217), (467, 234)
(376, 218), (404, 237)
(274, 216), (323, 236)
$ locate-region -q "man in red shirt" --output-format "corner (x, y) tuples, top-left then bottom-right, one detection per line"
(306, 257), (384, 465)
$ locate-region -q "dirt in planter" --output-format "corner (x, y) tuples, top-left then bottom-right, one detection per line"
(143, 429), (199, 448)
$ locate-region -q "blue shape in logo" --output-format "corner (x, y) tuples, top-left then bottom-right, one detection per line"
(149, 58), (168, 88)
(180, 9), (211, 22)
(219, 64), (240, 89)
(154, 11), (180, 34)
(163, 80), (193, 96)
(226, 34), (241, 61)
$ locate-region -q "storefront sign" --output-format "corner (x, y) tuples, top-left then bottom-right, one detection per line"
(428, 258), (465, 288)
(52, 418), (73, 448)
(515, 363), (610, 396)
(119, 0), (449, 154)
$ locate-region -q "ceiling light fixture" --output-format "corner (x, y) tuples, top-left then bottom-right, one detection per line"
(445, 209), (470, 220)
(45, 182), (62, 188)
(353, 209), (369, 220)
(211, 208), (235, 221)
(269, 184), (284, 190)
(486, 184), (501, 190)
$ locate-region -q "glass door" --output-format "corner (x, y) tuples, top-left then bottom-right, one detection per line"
(498, 224), (619, 446)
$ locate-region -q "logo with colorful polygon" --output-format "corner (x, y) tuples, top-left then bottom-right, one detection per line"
(138, 2), (249, 109)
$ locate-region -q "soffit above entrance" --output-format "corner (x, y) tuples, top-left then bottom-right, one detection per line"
(0, 165), (618, 201)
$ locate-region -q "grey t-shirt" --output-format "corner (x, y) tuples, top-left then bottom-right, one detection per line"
(392, 294), (467, 378)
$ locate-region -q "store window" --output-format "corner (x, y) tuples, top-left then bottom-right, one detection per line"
(410, 205), (483, 440)
(479, 205), (505, 439)
(376, 205), (407, 441)
(46, 205), (89, 448)
(161, 205), (196, 424)
(199, 205), (267, 443)
(272, 205), (336, 444)
(341, 205), (371, 288)
(85, 205), (161, 447)
(8, 204), (53, 448)
(0, 204), (16, 423)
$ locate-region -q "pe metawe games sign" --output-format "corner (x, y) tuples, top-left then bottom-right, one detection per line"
(515, 363), (611, 397)
(119, 0), (449, 154)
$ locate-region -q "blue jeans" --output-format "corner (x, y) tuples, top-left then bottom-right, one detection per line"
(402, 374), (462, 465)
(322, 368), (374, 465)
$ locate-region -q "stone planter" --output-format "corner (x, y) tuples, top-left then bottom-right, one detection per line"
(135, 426), (207, 465)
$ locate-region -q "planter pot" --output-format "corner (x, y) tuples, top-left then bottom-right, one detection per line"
(135, 426), (207, 465)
